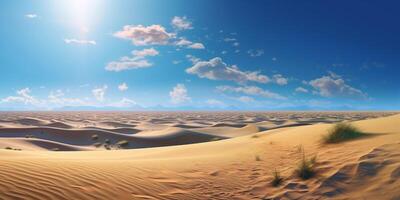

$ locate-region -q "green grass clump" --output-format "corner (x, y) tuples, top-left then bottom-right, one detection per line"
(295, 147), (316, 180)
(323, 123), (364, 143)
(271, 169), (283, 187)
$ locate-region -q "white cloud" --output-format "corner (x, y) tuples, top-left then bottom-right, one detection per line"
(132, 48), (159, 57)
(105, 60), (151, 72)
(206, 99), (226, 107)
(295, 87), (308, 93)
(114, 25), (174, 46)
(237, 96), (254, 103)
(1, 88), (44, 108)
(186, 57), (270, 84)
(233, 42), (240, 47)
(92, 85), (108, 101)
(64, 39), (96, 45)
(248, 49), (264, 57)
(273, 74), (288, 85)
(309, 73), (367, 99)
(48, 90), (85, 106)
(217, 85), (286, 100)
(224, 38), (237, 42)
(109, 98), (137, 107)
(105, 48), (159, 72)
(186, 55), (200, 64)
(171, 16), (193, 30)
(188, 43), (205, 49)
(176, 38), (193, 46)
(118, 83), (128, 91)
(175, 38), (205, 50)
(169, 84), (191, 104)
(25, 14), (37, 18)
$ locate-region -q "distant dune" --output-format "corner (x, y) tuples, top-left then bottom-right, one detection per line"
(0, 111), (398, 199)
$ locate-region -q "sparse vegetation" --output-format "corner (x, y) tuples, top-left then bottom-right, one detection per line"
(4, 147), (21, 151)
(210, 137), (221, 141)
(271, 169), (283, 187)
(25, 134), (34, 138)
(255, 155), (261, 161)
(91, 134), (99, 140)
(104, 139), (111, 144)
(51, 148), (60, 151)
(93, 142), (102, 147)
(295, 147), (316, 180)
(116, 140), (129, 148)
(251, 134), (259, 138)
(323, 123), (364, 143)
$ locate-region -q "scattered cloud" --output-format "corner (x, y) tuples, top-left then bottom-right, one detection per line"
(92, 85), (108, 101)
(132, 48), (159, 57)
(25, 14), (38, 19)
(109, 98), (137, 107)
(105, 48), (159, 72)
(1, 88), (40, 105)
(118, 83), (128, 91)
(206, 99), (226, 107)
(272, 57), (277, 61)
(295, 87), (308, 93)
(64, 39), (96, 45)
(172, 60), (182, 65)
(176, 38), (193, 46)
(188, 43), (205, 49)
(248, 49), (264, 57)
(186, 55), (200, 64)
(309, 73), (367, 99)
(186, 57), (270, 84)
(237, 96), (254, 103)
(224, 38), (237, 42)
(273, 74), (288, 85)
(217, 85), (286, 100)
(175, 38), (205, 49)
(171, 16), (193, 30)
(169, 84), (191, 104)
(114, 25), (174, 46)
(48, 90), (85, 106)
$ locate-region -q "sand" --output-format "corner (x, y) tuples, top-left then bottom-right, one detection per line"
(0, 111), (399, 199)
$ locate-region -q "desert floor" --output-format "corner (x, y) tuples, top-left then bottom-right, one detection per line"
(0, 111), (399, 200)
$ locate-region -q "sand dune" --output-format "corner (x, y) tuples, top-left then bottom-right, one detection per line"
(0, 111), (398, 199)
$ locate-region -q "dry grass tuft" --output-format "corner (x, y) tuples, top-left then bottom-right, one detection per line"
(295, 146), (316, 180)
(271, 169), (283, 187)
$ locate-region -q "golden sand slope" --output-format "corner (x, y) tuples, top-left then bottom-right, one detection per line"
(0, 114), (399, 199)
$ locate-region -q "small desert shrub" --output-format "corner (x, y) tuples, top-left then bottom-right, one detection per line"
(251, 134), (259, 138)
(51, 148), (60, 151)
(93, 142), (102, 147)
(323, 123), (364, 143)
(295, 149), (316, 180)
(25, 134), (34, 138)
(255, 155), (261, 161)
(116, 140), (129, 148)
(91, 134), (99, 140)
(271, 169), (283, 187)
(210, 137), (221, 142)
(5, 147), (13, 150)
(104, 139), (111, 144)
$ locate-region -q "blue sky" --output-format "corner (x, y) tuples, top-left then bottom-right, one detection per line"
(0, 0), (399, 110)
